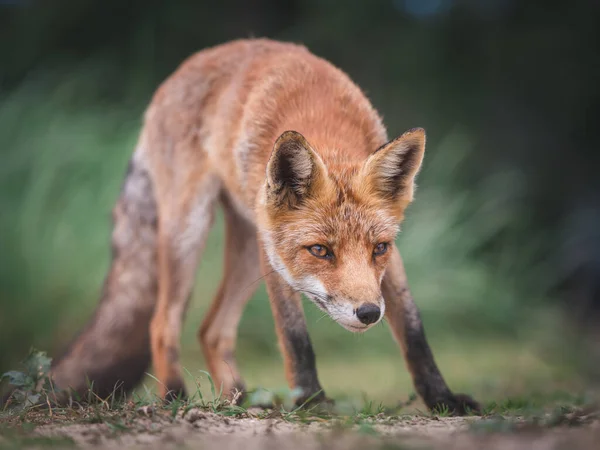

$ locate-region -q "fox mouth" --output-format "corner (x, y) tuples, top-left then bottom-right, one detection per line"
(339, 322), (370, 332)
(302, 292), (376, 333)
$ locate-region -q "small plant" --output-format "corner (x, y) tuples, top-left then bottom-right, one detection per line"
(431, 403), (451, 417)
(1, 348), (55, 409)
(246, 386), (306, 410)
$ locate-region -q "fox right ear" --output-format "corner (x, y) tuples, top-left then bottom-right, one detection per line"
(359, 127), (426, 214)
(266, 131), (327, 208)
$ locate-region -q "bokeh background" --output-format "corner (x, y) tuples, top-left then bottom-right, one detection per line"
(1, 0), (599, 406)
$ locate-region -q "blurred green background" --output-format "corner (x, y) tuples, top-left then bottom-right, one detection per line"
(1, 0), (599, 405)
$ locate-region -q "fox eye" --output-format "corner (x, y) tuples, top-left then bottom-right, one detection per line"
(307, 244), (332, 259)
(373, 242), (389, 256)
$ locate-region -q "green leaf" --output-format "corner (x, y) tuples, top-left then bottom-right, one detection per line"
(1, 370), (27, 386)
(23, 349), (52, 380)
(24, 393), (41, 406)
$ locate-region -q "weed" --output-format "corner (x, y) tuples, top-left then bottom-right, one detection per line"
(1, 349), (55, 411)
(430, 404), (451, 417)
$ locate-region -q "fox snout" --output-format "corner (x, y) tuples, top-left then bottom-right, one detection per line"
(319, 295), (385, 332)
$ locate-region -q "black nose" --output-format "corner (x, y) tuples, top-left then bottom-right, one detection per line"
(356, 303), (381, 325)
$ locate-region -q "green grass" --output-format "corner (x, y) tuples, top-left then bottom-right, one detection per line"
(0, 349), (596, 450)
(0, 350), (593, 423)
(1, 366), (595, 433)
(168, 336), (581, 409)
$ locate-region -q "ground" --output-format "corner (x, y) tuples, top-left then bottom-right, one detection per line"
(1, 343), (599, 449)
(1, 394), (599, 449)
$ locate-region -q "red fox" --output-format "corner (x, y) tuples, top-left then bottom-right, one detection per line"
(47, 39), (479, 414)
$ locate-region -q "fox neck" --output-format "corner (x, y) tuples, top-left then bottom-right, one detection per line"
(258, 228), (297, 287)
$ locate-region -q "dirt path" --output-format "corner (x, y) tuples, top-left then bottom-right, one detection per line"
(4, 408), (598, 450)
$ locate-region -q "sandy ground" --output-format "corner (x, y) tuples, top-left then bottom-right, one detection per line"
(3, 407), (598, 450)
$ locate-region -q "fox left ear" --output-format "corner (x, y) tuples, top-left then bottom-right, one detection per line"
(266, 130), (328, 208)
(360, 127), (426, 209)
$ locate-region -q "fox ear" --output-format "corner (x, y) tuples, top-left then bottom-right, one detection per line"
(266, 131), (327, 208)
(360, 127), (426, 208)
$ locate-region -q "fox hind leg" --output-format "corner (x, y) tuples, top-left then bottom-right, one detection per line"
(150, 172), (220, 401)
(198, 194), (260, 403)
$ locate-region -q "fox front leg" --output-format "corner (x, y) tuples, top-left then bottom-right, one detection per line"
(259, 249), (329, 407)
(383, 245), (481, 415)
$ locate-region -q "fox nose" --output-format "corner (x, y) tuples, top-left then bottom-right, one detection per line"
(356, 303), (381, 325)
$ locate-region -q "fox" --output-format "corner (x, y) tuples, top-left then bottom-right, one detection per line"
(43, 38), (479, 415)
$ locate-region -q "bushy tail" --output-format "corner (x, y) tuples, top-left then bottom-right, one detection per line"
(49, 153), (158, 401)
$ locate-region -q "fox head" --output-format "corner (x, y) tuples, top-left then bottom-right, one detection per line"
(257, 128), (425, 332)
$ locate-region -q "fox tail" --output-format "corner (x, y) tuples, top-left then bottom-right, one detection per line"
(48, 150), (158, 401)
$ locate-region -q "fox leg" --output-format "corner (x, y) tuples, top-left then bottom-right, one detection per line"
(382, 244), (481, 415)
(198, 195), (260, 403)
(259, 248), (326, 406)
(150, 173), (220, 401)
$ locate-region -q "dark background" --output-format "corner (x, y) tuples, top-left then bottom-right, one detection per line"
(1, 0), (598, 401)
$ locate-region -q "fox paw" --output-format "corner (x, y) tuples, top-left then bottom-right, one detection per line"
(164, 380), (188, 403)
(429, 393), (481, 416)
(295, 391), (334, 410)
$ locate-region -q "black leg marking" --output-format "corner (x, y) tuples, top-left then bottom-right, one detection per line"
(403, 298), (481, 416)
(283, 327), (327, 406)
(383, 247), (481, 416)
